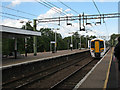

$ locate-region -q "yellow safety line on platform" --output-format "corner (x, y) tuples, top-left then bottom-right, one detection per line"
(103, 48), (114, 89)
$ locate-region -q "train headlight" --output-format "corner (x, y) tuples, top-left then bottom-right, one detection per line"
(100, 49), (104, 52)
(91, 50), (94, 52)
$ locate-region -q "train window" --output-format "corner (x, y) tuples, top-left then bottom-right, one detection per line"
(100, 41), (104, 48)
(91, 41), (95, 48)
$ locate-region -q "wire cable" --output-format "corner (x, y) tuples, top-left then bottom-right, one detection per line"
(92, 0), (109, 39)
(57, 0), (79, 15)
(92, 0), (101, 15)
(40, 0), (65, 15)
(0, 5), (38, 17)
(35, 0), (66, 16)
(0, 15), (19, 20)
(0, 12), (32, 20)
(104, 21), (109, 38)
(43, 0), (69, 15)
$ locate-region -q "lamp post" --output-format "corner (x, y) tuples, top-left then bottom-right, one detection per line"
(33, 19), (37, 56)
(85, 29), (97, 49)
(86, 35), (88, 49)
(14, 38), (17, 59)
(79, 34), (81, 50)
(67, 22), (73, 51)
(20, 20), (32, 57)
(69, 32), (74, 51)
(76, 30), (82, 50)
(85, 30), (89, 49)
(70, 35), (73, 51)
(52, 28), (59, 53)
(55, 28), (59, 53)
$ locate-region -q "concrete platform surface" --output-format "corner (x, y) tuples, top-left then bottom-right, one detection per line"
(74, 48), (119, 89)
(2, 49), (89, 67)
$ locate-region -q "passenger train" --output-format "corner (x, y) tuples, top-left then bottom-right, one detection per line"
(90, 38), (106, 58)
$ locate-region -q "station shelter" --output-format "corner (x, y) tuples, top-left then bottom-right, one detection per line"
(0, 25), (41, 59)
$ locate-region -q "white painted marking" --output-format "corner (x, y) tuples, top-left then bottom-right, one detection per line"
(73, 49), (110, 90)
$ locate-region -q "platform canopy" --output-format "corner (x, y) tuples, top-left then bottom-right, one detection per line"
(0, 25), (41, 38)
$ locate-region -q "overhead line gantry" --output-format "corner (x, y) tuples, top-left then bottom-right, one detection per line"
(36, 13), (120, 31)
(37, 13), (120, 23)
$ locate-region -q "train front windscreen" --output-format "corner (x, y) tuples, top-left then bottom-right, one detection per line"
(100, 41), (104, 48)
(91, 41), (104, 48)
(91, 41), (95, 48)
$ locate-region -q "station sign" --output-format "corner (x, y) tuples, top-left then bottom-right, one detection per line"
(50, 41), (55, 44)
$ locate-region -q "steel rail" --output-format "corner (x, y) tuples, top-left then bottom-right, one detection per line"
(50, 48), (110, 89)
(50, 59), (95, 90)
(16, 55), (89, 88)
(3, 53), (90, 88)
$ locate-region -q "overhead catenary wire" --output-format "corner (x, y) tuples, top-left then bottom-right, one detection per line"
(92, 0), (109, 40)
(43, 0), (69, 15)
(0, 5), (38, 17)
(57, 0), (80, 24)
(57, 0), (80, 15)
(35, 0), (60, 14)
(40, 0), (66, 15)
(43, 0), (80, 25)
(37, 13), (120, 23)
(0, 12), (33, 20)
(42, 0), (79, 25)
(1, 1), (68, 19)
(0, 15), (19, 20)
(104, 21), (109, 38)
(35, 0), (75, 26)
(35, 0), (66, 16)
(92, 0), (101, 15)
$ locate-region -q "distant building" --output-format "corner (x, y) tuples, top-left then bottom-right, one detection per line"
(118, 1), (120, 34)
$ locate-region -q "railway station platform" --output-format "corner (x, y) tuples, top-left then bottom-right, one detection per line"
(74, 48), (120, 89)
(2, 49), (89, 67)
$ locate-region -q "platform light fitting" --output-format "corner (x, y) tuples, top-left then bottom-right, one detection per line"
(67, 23), (72, 26)
(86, 23), (92, 26)
(80, 28), (85, 31)
(20, 20), (32, 23)
(95, 22), (101, 25)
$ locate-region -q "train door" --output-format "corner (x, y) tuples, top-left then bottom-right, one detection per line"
(94, 41), (100, 57)
(95, 41), (99, 53)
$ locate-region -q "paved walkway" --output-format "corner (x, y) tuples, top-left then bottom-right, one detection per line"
(2, 49), (89, 67)
(74, 48), (120, 89)
(107, 54), (120, 89)
(78, 49), (112, 88)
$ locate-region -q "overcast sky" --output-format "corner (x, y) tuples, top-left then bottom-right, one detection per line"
(0, 0), (120, 39)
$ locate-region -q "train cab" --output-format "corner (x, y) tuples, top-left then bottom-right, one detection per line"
(90, 38), (106, 58)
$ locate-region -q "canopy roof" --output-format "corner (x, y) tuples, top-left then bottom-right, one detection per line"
(0, 25), (41, 38)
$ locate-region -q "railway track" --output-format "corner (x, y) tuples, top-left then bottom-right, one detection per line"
(17, 56), (97, 89)
(3, 52), (90, 88)
(50, 59), (98, 90)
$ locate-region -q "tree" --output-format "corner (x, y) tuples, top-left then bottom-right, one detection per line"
(2, 38), (14, 55)
(109, 34), (120, 47)
(89, 35), (97, 39)
(22, 23), (33, 30)
(3, 24), (99, 56)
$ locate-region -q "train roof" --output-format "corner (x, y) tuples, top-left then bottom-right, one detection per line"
(91, 38), (104, 42)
